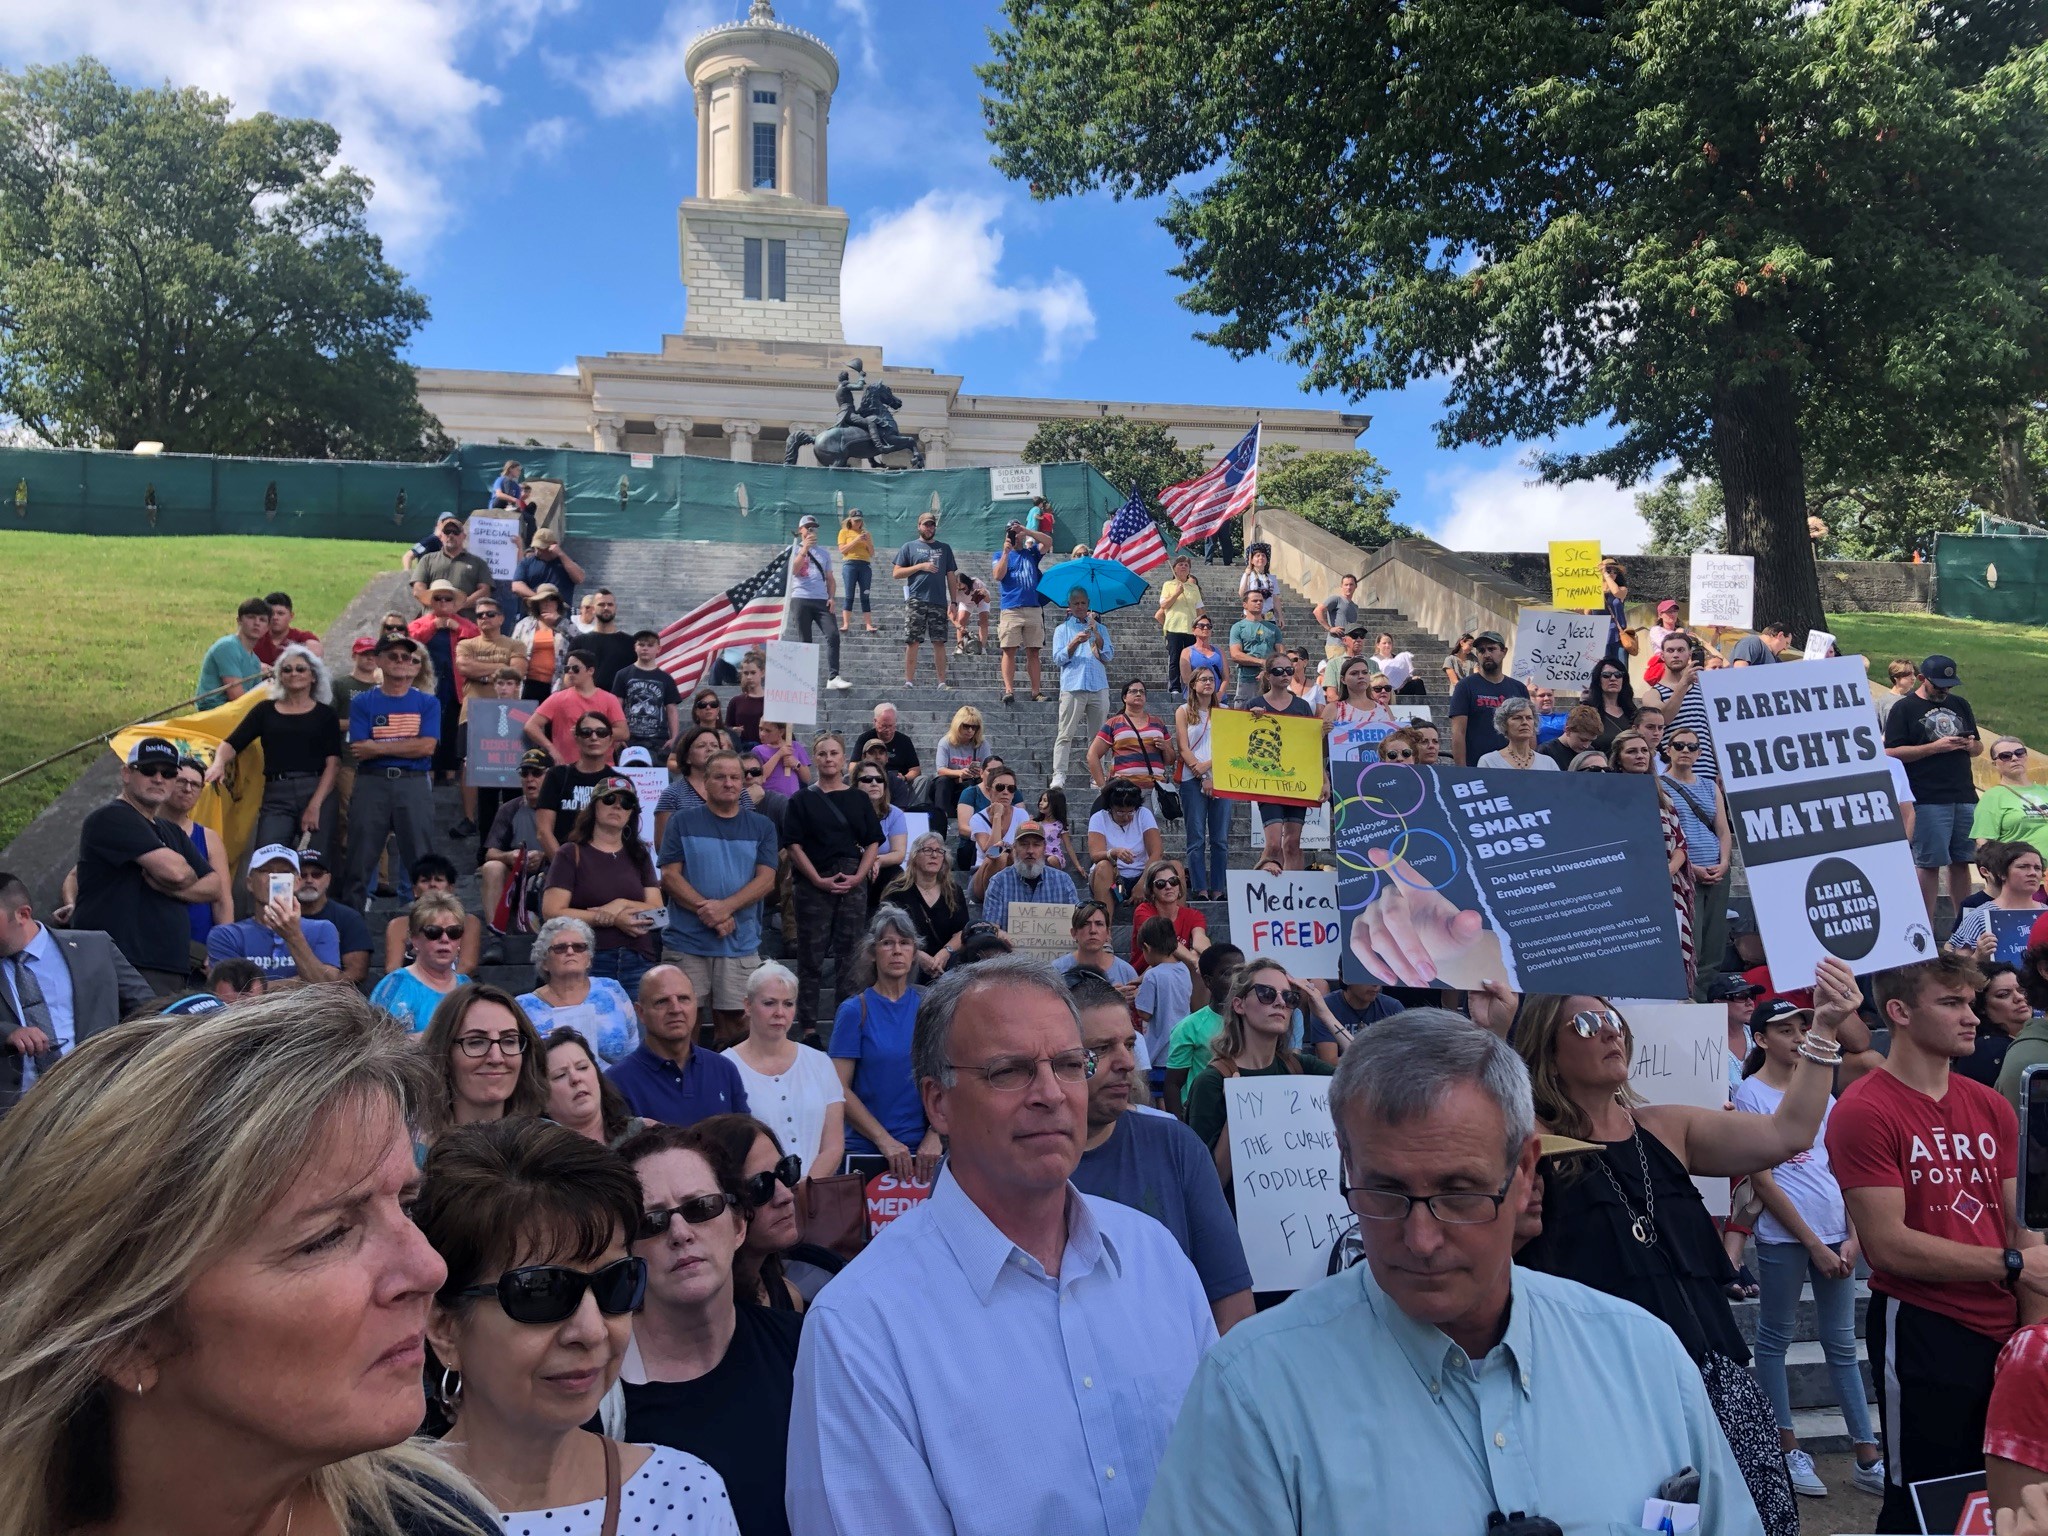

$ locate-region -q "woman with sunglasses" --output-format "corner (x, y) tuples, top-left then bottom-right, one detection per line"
(1972, 736), (2048, 865)
(1513, 973), (1858, 1536)
(415, 983), (551, 1159)
(690, 688), (739, 752)
(519, 914), (641, 1065)
(1185, 960), (1337, 1169)
(1373, 727), (1420, 765)
(855, 758), (909, 907)
(1175, 666), (1232, 900)
(691, 1114), (811, 1312)
(1611, 728), (1698, 991)
(207, 641), (345, 855)
(1089, 679), (1178, 813)
(721, 962), (845, 1183)
(1179, 614), (1227, 698)
(836, 509), (879, 633)
(1661, 727), (1733, 986)
(966, 768), (1029, 900)
(1587, 656), (1639, 748)
(417, 1117), (737, 1534)
(545, 1025), (650, 1146)
(370, 891), (473, 1031)
(930, 705), (992, 822)
(612, 1124), (803, 1536)
(1323, 658), (1397, 728)
(1129, 858), (1210, 975)
(542, 773), (664, 997)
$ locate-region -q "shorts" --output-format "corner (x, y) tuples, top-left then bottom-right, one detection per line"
(998, 605), (1045, 649)
(905, 599), (948, 644)
(663, 949), (762, 1012)
(1910, 801), (1975, 869)
(1260, 801), (1310, 825)
(1093, 866), (1142, 905)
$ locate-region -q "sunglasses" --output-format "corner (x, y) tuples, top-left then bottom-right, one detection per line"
(743, 1154), (803, 1208)
(1667, 741), (1701, 752)
(1996, 747), (2029, 762)
(1248, 982), (1293, 1007)
(381, 623), (409, 634)
(475, 609), (500, 619)
(547, 940), (591, 956)
(1370, 685), (1393, 695)
(856, 775), (885, 786)
(744, 767), (764, 778)
(1380, 748), (1415, 762)
(574, 726), (609, 739)
(1567, 1009), (1623, 1038)
(695, 699), (720, 710)
(417, 923), (464, 942)
(519, 766), (547, 778)
(595, 793), (638, 810)
(455, 1030), (526, 1057)
(133, 763), (179, 780)
(1151, 875), (1181, 889)
(638, 1193), (739, 1237)
(456, 1256), (646, 1326)
(278, 663), (312, 674)
(1269, 668), (1295, 679)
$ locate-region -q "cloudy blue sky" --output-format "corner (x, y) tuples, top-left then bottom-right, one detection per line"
(0, 0), (1654, 548)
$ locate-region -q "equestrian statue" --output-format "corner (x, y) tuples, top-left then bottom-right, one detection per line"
(783, 358), (926, 469)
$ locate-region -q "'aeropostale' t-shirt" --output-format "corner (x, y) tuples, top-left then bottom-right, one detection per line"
(1826, 1066), (2018, 1338)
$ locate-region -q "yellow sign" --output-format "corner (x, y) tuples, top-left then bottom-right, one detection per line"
(1210, 708), (1326, 806)
(109, 690), (266, 869)
(1549, 540), (1606, 609)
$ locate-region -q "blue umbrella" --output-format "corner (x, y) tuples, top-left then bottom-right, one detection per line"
(1037, 556), (1149, 615)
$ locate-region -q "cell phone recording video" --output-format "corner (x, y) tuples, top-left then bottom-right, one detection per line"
(268, 872), (295, 907)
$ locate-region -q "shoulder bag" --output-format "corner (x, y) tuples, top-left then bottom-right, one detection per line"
(1119, 713), (1183, 823)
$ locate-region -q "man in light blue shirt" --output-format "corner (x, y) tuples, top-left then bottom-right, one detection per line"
(1050, 587), (1114, 790)
(196, 597), (272, 706)
(787, 956), (1217, 1536)
(1141, 1013), (1763, 1536)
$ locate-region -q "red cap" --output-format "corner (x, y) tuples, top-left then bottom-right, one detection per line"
(351, 636), (378, 655)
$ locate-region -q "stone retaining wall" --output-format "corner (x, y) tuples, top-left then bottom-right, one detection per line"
(1468, 552), (1930, 615)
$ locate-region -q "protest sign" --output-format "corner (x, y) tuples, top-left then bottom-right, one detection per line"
(467, 515), (521, 581)
(901, 811), (931, 845)
(1689, 553), (1755, 631)
(1992, 909), (2038, 966)
(1910, 1472), (1991, 1536)
(1006, 902), (1072, 961)
(764, 640), (819, 725)
(1511, 608), (1607, 690)
(1699, 657), (1930, 979)
(1803, 628), (1836, 660)
(865, 1171), (933, 1237)
(1247, 801), (1331, 851)
(1332, 761), (1690, 997)
(1228, 869), (1342, 975)
(1549, 540), (1605, 608)
(621, 765), (670, 845)
(1210, 707), (1325, 806)
(1615, 998), (1733, 1215)
(989, 464), (1045, 502)
(1328, 720), (1396, 765)
(464, 700), (536, 788)
(1225, 1076), (1354, 1292)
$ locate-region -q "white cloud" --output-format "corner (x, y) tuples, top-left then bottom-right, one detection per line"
(829, 0), (878, 75)
(841, 191), (1096, 366)
(1428, 457), (1651, 553)
(569, 0), (716, 116)
(0, 0), (549, 254)
(553, 360), (580, 376)
(521, 115), (575, 159)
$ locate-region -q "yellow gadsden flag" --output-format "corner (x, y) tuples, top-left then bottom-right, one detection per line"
(109, 691), (267, 870)
(1209, 707), (1326, 807)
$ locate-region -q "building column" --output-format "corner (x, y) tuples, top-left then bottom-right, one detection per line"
(727, 66), (749, 192)
(724, 418), (761, 462)
(816, 91), (830, 205)
(778, 92), (794, 195)
(591, 413), (623, 454)
(654, 416), (693, 457)
(918, 428), (950, 469)
(693, 80), (712, 197)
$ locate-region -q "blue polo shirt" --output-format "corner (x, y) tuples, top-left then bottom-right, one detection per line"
(606, 1043), (751, 1126)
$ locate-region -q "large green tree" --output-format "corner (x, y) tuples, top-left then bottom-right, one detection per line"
(1261, 445), (1415, 548)
(1021, 413), (1208, 523)
(983, 0), (2048, 632)
(0, 59), (445, 460)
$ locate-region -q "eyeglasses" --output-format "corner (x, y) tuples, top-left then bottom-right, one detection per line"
(133, 764), (178, 780)
(547, 940), (591, 956)
(456, 1257), (646, 1325)
(1247, 982), (1292, 1007)
(1567, 1009), (1623, 1038)
(1996, 748), (2029, 763)
(742, 1154), (803, 1208)
(638, 1193), (739, 1237)
(574, 726), (608, 739)
(945, 1049), (1097, 1091)
(1342, 1172), (1517, 1226)
(454, 1029), (526, 1057)
(417, 923), (464, 942)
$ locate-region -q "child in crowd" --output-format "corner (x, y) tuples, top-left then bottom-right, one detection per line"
(753, 720), (813, 796)
(379, 853), (484, 974)
(954, 579), (992, 655)
(1038, 787), (1070, 869)
(1134, 916), (1193, 1082)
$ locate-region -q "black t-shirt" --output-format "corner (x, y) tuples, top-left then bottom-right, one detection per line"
(853, 729), (920, 776)
(226, 700), (345, 778)
(538, 765), (612, 827)
(1538, 737), (1582, 770)
(621, 1303), (802, 1536)
(1449, 672), (1530, 762)
(1883, 689), (1981, 805)
(784, 785), (885, 867)
(883, 880), (969, 957)
(72, 800), (208, 973)
(304, 896), (374, 960)
(576, 630), (637, 690)
(609, 663), (682, 745)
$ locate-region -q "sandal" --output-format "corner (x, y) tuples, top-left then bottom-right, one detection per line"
(1032, 693), (1048, 703)
(1724, 1264), (1760, 1300)
(1003, 692), (1016, 707)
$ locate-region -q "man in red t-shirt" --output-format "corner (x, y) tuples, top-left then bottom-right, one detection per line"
(252, 590), (323, 665)
(1827, 952), (2048, 1532)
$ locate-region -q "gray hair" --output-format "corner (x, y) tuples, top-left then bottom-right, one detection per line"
(1491, 695), (1537, 735)
(873, 701), (898, 722)
(850, 904), (924, 990)
(1328, 1010), (1535, 1171)
(267, 642), (334, 706)
(746, 959), (797, 1002)
(911, 954), (1079, 1090)
(532, 915), (596, 982)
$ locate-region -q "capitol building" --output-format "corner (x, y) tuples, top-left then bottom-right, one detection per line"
(415, 0), (1365, 467)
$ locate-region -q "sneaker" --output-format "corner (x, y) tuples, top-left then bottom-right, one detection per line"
(1784, 1449), (1827, 1498)
(827, 675), (854, 690)
(938, 679), (957, 690)
(449, 817), (477, 839)
(1850, 1458), (1885, 1496)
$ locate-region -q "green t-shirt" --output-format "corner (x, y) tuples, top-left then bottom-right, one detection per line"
(1165, 1006), (1223, 1074)
(1226, 617), (1282, 684)
(1187, 1054), (1337, 1150)
(197, 634), (262, 708)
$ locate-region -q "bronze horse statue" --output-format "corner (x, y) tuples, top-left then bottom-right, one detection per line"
(784, 380), (926, 469)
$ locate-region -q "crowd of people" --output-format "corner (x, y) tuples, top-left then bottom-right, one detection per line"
(3, 514), (2048, 1535)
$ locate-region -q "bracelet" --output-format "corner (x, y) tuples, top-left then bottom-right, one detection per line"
(1797, 1038), (1844, 1067)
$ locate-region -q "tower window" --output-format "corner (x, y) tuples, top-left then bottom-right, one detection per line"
(752, 123), (777, 189)
(744, 238), (761, 299)
(752, 89), (777, 104)
(743, 238), (787, 301)
(768, 239), (787, 301)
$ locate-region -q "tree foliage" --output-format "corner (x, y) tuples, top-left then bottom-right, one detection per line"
(1260, 445), (1415, 549)
(1021, 414), (1208, 524)
(982, 0), (2048, 631)
(0, 59), (446, 460)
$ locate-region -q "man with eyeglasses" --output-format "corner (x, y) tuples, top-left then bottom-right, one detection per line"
(342, 635), (441, 910)
(1143, 1014), (1762, 1535)
(70, 737), (227, 993)
(203, 844), (339, 990)
(606, 965), (751, 1126)
(523, 646), (626, 765)
(788, 956), (1219, 1535)
(292, 847), (373, 987)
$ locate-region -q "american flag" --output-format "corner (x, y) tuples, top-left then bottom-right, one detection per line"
(1093, 487), (1168, 575)
(657, 547), (792, 689)
(1159, 423), (1261, 542)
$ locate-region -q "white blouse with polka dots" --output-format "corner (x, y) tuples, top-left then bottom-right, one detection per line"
(493, 1444), (738, 1536)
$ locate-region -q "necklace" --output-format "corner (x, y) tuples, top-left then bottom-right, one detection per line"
(1502, 744), (1536, 768)
(1594, 1123), (1659, 1246)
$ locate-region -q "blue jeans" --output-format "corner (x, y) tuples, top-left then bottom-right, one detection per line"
(1753, 1240), (1875, 1445)
(1180, 776), (1234, 893)
(592, 946), (654, 1000)
(843, 559), (872, 614)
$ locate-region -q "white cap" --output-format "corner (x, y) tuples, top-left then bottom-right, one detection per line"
(616, 746), (653, 767)
(248, 843), (301, 872)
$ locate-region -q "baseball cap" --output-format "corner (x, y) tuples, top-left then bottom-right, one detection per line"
(593, 774), (638, 801)
(126, 737), (179, 771)
(1011, 820), (1047, 842)
(1753, 998), (1813, 1030)
(428, 578), (462, 596)
(248, 843), (301, 873)
(1345, 625), (1371, 639)
(1473, 630), (1507, 649)
(298, 846), (331, 872)
(351, 636), (378, 657)
(438, 515), (464, 532)
(159, 992), (227, 1017)
(1921, 654), (1960, 686)
(1657, 599), (1680, 614)
(375, 633), (419, 656)
(797, 514), (820, 529)
(616, 746), (653, 767)
(1706, 974), (1764, 1002)
(519, 748), (552, 771)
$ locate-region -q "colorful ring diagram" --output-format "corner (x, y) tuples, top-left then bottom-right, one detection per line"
(1333, 764), (1463, 906)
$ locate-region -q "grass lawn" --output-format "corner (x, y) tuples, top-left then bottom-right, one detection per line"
(0, 533), (405, 847)
(1832, 611), (2048, 769)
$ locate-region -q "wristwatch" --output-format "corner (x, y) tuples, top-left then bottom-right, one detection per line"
(2004, 1248), (2025, 1290)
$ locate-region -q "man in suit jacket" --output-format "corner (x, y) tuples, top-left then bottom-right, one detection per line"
(0, 871), (156, 1112)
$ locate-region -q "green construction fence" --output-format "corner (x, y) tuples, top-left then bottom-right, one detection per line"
(1934, 533), (2048, 625)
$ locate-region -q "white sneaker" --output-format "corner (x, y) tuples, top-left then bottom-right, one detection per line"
(1784, 1449), (1827, 1498)
(1850, 1458), (1885, 1496)
(827, 675), (854, 690)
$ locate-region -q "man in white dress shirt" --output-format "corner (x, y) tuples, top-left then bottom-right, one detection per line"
(785, 955), (1217, 1536)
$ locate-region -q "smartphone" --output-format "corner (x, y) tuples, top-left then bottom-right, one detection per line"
(2023, 1066), (2048, 1232)
(268, 872), (295, 907)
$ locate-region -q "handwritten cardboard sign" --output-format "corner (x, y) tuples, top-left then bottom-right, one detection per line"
(1228, 869), (1342, 975)
(764, 640), (819, 726)
(1226, 1076), (1354, 1292)
(1803, 628), (1837, 661)
(1511, 608), (1607, 690)
(1006, 901), (1073, 960)
(1549, 540), (1605, 608)
(1210, 707), (1325, 806)
(1615, 998), (1733, 1215)
(1689, 553), (1755, 631)
(467, 514), (521, 581)
(621, 765), (670, 845)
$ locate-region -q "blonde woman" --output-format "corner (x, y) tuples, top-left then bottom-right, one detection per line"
(837, 509), (879, 633)
(205, 641), (344, 855)
(369, 892), (473, 1031)
(930, 704), (991, 820)
(0, 986), (495, 1536)
(1176, 666), (1233, 900)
